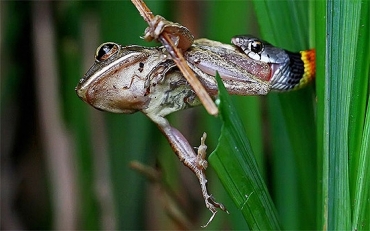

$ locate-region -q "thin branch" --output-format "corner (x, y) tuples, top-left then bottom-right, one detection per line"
(131, 0), (218, 116)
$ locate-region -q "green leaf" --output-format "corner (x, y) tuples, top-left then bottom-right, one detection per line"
(314, 1), (327, 229)
(209, 74), (280, 230)
(351, 94), (370, 231)
(349, 1), (370, 230)
(316, 1), (370, 230)
(253, 1), (317, 229)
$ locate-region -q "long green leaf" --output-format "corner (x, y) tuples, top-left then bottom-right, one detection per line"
(314, 0), (327, 229)
(209, 74), (280, 230)
(322, 1), (365, 230)
(253, 1), (317, 229)
(350, 1), (370, 230)
(203, 2), (267, 228)
(352, 95), (370, 230)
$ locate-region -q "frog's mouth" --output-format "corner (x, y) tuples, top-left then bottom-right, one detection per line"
(75, 82), (89, 103)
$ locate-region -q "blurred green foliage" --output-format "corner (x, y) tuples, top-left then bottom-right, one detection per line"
(1, 0), (368, 230)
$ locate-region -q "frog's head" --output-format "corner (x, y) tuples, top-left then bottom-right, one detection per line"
(76, 43), (161, 114)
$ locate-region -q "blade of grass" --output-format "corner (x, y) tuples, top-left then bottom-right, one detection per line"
(352, 95), (370, 230)
(314, 0), (327, 229)
(203, 2), (266, 228)
(265, 94), (299, 229)
(348, 0), (370, 197)
(205, 0), (265, 177)
(253, 1), (316, 229)
(350, 1), (370, 230)
(324, 1), (363, 230)
(209, 74), (280, 230)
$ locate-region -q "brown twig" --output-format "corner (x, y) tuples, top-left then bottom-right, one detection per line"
(131, 0), (218, 116)
(130, 161), (193, 229)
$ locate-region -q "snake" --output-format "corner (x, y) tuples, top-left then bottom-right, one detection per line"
(231, 35), (316, 91)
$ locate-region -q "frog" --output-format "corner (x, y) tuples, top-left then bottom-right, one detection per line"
(76, 15), (315, 226)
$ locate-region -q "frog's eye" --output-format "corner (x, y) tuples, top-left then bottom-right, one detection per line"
(248, 40), (263, 54)
(95, 43), (119, 62)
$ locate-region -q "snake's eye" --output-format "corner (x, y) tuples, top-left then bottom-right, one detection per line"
(248, 40), (263, 54)
(95, 43), (119, 62)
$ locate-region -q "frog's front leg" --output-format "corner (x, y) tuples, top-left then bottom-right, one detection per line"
(148, 114), (227, 226)
(144, 15), (194, 51)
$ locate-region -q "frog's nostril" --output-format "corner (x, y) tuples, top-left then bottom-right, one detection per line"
(75, 84), (86, 100)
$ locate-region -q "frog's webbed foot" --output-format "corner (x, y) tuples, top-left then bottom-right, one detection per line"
(143, 15), (194, 51)
(201, 195), (228, 228)
(148, 115), (228, 227)
(196, 133), (229, 228)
